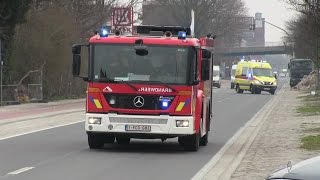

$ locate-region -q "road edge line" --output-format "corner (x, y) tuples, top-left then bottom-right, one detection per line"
(0, 120), (84, 141)
(191, 84), (286, 180)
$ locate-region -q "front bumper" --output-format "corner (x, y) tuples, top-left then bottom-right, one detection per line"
(85, 113), (195, 136)
(254, 85), (277, 91)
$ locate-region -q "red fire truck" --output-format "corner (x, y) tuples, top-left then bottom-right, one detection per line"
(72, 25), (214, 151)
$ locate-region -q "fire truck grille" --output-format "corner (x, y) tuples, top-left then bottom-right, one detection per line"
(109, 117), (168, 124)
(104, 94), (175, 110)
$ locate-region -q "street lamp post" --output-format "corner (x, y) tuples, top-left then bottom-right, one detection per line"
(259, 19), (295, 58)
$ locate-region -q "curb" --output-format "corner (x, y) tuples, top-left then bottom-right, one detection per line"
(192, 84), (286, 180)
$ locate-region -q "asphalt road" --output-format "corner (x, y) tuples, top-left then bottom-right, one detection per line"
(0, 79), (287, 180)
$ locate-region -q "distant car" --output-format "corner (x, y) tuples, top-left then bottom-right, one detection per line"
(266, 156), (320, 180)
(280, 73), (286, 77)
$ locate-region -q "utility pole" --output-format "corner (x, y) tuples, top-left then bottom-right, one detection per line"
(0, 38), (3, 105)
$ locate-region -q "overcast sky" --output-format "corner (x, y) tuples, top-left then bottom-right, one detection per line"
(245, 0), (298, 42)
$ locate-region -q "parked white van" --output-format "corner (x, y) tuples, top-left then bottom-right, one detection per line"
(230, 64), (237, 89)
(213, 66), (221, 88)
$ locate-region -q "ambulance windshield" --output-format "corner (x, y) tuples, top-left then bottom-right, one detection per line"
(252, 68), (273, 77)
(92, 44), (195, 84)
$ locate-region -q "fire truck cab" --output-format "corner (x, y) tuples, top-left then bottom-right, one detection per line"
(72, 25), (214, 151)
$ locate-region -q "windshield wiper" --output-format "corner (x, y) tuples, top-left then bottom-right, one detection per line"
(97, 78), (138, 91)
(128, 80), (176, 92)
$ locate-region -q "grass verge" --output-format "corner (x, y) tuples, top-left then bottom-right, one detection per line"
(296, 92), (320, 115)
(301, 135), (320, 150)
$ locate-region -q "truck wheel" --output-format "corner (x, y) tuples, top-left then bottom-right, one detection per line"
(231, 84), (233, 89)
(236, 84), (243, 94)
(116, 137), (130, 144)
(88, 133), (104, 149)
(200, 133), (208, 146)
(181, 134), (200, 151)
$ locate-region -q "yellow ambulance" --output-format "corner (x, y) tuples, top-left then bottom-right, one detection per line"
(234, 60), (277, 94)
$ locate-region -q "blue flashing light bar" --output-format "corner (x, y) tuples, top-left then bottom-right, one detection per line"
(178, 31), (187, 39)
(100, 28), (108, 37)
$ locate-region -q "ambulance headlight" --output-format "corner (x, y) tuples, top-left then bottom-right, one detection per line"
(88, 117), (102, 124)
(178, 31), (187, 39)
(254, 80), (263, 85)
(176, 120), (189, 127)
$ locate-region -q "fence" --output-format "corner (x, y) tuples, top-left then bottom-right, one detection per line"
(1, 84), (19, 104)
(0, 69), (43, 105)
(28, 84), (43, 102)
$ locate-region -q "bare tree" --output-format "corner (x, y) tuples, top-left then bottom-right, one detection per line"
(142, 0), (247, 46)
(285, 0), (320, 88)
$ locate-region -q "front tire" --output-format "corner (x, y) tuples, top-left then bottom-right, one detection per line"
(200, 133), (208, 146)
(270, 90), (275, 95)
(88, 133), (105, 149)
(180, 134), (200, 151)
(236, 84), (244, 94)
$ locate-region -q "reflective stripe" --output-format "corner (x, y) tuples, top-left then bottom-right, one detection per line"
(175, 102), (185, 111)
(93, 99), (102, 109)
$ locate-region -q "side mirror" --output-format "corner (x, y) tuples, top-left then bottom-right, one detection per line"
(201, 59), (210, 80)
(202, 49), (211, 59)
(72, 54), (81, 76)
(72, 44), (81, 76)
(274, 74), (277, 79)
(72, 44), (81, 54)
(134, 39), (148, 56)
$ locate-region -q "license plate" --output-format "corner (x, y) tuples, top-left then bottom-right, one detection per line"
(125, 125), (151, 132)
(264, 88), (270, 90)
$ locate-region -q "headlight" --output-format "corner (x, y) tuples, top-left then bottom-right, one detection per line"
(272, 81), (277, 85)
(176, 120), (189, 127)
(254, 80), (263, 85)
(88, 117), (102, 124)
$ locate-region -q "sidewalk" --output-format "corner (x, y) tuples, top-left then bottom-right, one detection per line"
(0, 98), (86, 140)
(201, 84), (320, 180)
(0, 99), (85, 121)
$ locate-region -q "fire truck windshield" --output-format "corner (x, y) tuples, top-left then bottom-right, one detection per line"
(91, 44), (196, 84)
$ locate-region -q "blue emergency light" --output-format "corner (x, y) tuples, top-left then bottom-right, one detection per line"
(162, 101), (169, 108)
(178, 31), (187, 39)
(100, 28), (108, 37)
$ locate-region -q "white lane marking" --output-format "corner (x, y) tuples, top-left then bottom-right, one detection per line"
(191, 84), (286, 180)
(217, 97), (230, 103)
(0, 120), (84, 141)
(8, 167), (34, 175)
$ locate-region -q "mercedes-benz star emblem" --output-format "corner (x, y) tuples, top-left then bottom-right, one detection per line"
(133, 96), (144, 108)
